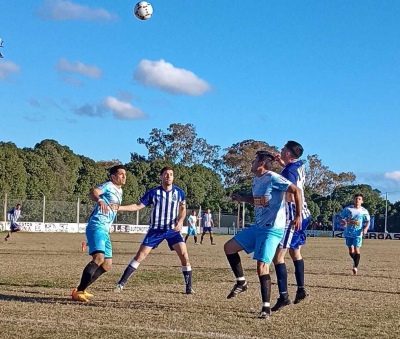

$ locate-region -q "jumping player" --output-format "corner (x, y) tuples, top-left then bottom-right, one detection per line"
(271, 141), (311, 311)
(224, 150), (302, 319)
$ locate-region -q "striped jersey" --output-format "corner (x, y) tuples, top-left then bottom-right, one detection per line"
(281, 160), (311, 219)
(140, 185), (186, 230)
(9, 208), (21, 226)
(339, 205), (370, 238)
(86, 181), (123, 232)
(252, 171), (292, 230)
(202, 213), (213, 227)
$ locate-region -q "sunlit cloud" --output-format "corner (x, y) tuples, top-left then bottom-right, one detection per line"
(103, 96), (147, 120)
(37, 0), (117, 21)
(133, 59), (212, 96)
(56, 58), (102, 78)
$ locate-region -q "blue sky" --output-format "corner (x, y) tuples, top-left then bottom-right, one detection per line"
(1, 1), (400, 201)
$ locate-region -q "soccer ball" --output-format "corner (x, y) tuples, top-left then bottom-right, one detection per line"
(134, 2), (153, 20)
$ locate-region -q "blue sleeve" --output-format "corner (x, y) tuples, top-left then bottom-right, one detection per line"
(271, 173), (291, 192)
(281, 167), (297, 185)
(140, 189), (153, 207)
(339, 208), (348, 219)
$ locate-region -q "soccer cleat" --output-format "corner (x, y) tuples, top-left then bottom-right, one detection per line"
(114, 284), (124, 293)
(271, 295), (291, 312)
(227, 282), (248, 299)
(71, 288), (90, 302)
(352, 267), (358, 275)
(211, 243), (216, 245)
(293, 289), (308, 304)
(186, 288), (195, 295)
(258, 308), (271, 319)
(83, 290), (94, 298)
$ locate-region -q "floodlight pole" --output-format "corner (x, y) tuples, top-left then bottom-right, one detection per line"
(384, 192), (388, 234)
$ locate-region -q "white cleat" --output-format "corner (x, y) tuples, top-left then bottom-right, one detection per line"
(114, 284), (124, 293)
(352, 267), (358, 275)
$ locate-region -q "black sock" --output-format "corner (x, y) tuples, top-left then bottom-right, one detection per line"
(182, 266), (192, 290)
(77, 261), (99, 291)
(226, 253), (244, 281)
(354, 254), (360, 268)
(259, 274), (271, 306)
(274, 263), (288, 297)
(194, 236), (198, 243)
(349, 252), (355, 260)
(293, 259), (305, 289)
(210, 236), (214, 244)
(87, 265), (106, 288)
(184, 236), (188, 243)
(118, 266), (137, 286)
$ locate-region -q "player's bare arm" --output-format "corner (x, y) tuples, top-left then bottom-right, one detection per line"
(89, 187), (109, 214)
(232, 193), (254, 204)
(362, 221), (370, 235)
(118, 202), (146, 212)
(286, 184), (302, 231)
(174, 201), (187, 232)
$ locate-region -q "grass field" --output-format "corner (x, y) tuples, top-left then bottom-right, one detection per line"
(0, 233), (399, 339)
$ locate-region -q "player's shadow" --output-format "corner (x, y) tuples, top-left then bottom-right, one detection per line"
(0, 294), (76, 305)
(293, 283), (400, 296)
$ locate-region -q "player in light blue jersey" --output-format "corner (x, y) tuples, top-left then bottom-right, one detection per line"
(115, 166), (194, 295)
(271, 141), (312, 311)
(4, 204), (22, 241)
(339, 193), (370, 275)
(224, 150), (302, 319)
(72, 165), (126, 302)
(185, 210), (199, 244)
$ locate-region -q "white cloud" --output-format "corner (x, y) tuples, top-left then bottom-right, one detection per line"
(56, 58), (102, 78)
(133, 59), (212, 96)
(0, 61), (20, 80)
(103, 96), (147, 120)
(37, 0), (117, 21)
(384, 171), (400, 182)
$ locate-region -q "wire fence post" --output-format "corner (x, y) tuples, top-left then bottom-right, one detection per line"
(77, 197), (80, 226)
(3, 193), (7, 224)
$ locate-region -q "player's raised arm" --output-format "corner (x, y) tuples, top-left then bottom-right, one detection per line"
(89, 187), (109, 214)
(118, 202), (146, 212)
(286, 184), (302, 230)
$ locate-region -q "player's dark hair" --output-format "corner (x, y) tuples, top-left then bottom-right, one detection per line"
(256, 150), (275, 169)
(160, 166), (173, 175)
(16, 204), (21, 208)
(285, 141), (304, 158)
(109, 165), (126, 176)
(354, 193), (363, 199)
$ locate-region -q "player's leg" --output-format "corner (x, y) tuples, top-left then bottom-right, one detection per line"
(271, 247), (291, 311)
(224, 227), (255, 299)
(169, 232), (194, 294)
(210, 230), (215, 245)
(184, 234), (189, 243)
(115, 243), (153, 291)
(200, 229), (206, 244)
(254, 227), (283, 319)
(345, 238), (357, 274)
(352, 238), (362, 274)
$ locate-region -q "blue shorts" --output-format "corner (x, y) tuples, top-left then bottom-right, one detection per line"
(202, 227), (212, 233)
(10, 223), (20, 232)
(346, 236), (362, 248)
(187, 227), (197, 236)
(86, 227), (112, 258)
(234, 224), (284, 264)
(279, 216), (311, 250)
(142, 229), (184, 250)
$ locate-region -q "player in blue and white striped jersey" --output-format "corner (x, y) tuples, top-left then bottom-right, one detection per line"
(224, 150), (302, 319)
(115, 166), (194, 294)
(272, 141), (311, 312)
(72, 165), (127, 303)
(4, 204), (22, 241)
(339, 193), (370, 275)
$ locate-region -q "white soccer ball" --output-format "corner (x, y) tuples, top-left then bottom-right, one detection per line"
(134, 1), (153, 21)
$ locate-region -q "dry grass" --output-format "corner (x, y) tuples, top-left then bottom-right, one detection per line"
(0, 233), (399, 339)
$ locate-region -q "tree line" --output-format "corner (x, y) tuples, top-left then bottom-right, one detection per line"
(1, 123), (399, 231)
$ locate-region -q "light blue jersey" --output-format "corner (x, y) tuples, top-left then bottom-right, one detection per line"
(86, 181), (123, 232)
(140, 185), (186, 230)
(339, 205), (370, 238)
(252, 171), (292, 230)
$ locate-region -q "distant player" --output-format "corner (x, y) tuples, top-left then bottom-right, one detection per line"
(71, 165), (127, 302)
(185, 210), (199, 244)
(224, 150), (302, 319)
(114, 166), (194, 295)
(200, 209), (215, 245)
(4, 204), (22, 241)
(339, 193), (370, 275)
(271, 141), (311, 311)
